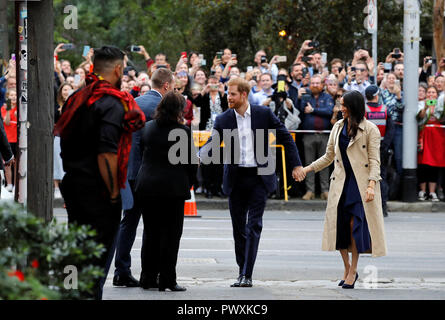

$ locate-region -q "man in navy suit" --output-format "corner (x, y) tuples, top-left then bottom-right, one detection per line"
(113, 68), (175, 287)
(200, 77), (306, 287)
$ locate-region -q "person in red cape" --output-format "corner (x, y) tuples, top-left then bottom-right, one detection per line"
(54, 46), (145, 300)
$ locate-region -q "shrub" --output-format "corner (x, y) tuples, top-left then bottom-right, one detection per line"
(0, 202), (105, 300)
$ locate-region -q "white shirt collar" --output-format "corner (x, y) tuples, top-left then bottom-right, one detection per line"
(234, 103), (251, 118)
(151, 89), (163, 97)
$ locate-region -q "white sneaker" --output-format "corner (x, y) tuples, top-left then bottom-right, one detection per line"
(429, 192), (440, 202)
(195, 187), (203, 194)
(418, 191), (427, 201)
(54, 188), (62, 199)
(6, 184), (13, 192)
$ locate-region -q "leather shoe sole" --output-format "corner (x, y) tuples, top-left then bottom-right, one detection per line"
(113, 275), (140, 287)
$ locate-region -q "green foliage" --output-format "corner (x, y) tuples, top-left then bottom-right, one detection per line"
(0, 202), (105, 300)
(2, 0), (435, 70)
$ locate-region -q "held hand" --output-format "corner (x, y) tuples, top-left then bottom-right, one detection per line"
(365, 187), (375, 202)
(292, 166), (306, 182)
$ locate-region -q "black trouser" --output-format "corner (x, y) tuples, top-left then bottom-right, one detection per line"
(202, 163), (223, 194)
(228, 168), (268, 278)
(418, 164), (440, 184)
(60, 173), (121, 300)
(140, 197), (185, 287)
(114, 180), (143, 277)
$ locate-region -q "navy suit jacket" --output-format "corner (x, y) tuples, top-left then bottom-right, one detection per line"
(200, 105), (302, 196)
(127, 90), (162, 181)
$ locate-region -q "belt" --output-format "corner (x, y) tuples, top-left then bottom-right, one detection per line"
(237, 166), (258, 176)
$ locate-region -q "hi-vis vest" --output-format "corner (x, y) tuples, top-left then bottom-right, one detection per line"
(365, 103), (387, 138)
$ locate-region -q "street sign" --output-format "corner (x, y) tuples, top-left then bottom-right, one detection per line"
(367, 0), (378, 34)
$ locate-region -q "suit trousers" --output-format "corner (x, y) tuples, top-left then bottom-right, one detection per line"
(114, 180), (143, 277)
(303, 133), (330, 193)
(140, 197), (185, 286)
(229, 169), (268, 278)
(60, 173), (121, 300)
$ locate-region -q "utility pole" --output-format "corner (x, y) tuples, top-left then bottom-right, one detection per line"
(402, 0), (421, 202)
(365, 0), (378, 84)
(14, 1), (27, 206)
(27, 0), (54, 222)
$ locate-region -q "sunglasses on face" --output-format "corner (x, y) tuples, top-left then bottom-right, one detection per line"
(355, 68), (366, 72)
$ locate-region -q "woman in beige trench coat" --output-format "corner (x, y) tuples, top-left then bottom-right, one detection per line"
(298, 90), (387, 289)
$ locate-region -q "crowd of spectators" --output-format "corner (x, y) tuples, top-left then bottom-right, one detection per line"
(1, 39), (444, 202)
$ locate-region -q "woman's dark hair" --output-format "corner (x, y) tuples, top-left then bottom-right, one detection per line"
(154, 91), (186, 125)
(342, 90), (365, 138)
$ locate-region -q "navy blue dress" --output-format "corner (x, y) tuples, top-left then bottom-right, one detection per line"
(336, 121), (371, 253)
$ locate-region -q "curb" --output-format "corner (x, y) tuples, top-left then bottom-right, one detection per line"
(53, 196), (445, 212)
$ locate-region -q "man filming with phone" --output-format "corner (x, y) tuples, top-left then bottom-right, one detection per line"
(344, 60), (371, 97)
(254, 50), (279, 83)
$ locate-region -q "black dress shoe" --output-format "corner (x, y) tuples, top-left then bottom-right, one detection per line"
(113, 274), (140, 287)
(159, 284), (186, 292)
(230, 275), (243, 287)
(239, 276), (253, 287)
(342, 273), (358, 289)
(140, 279), (159, 289)
(205, 191), (213, 199)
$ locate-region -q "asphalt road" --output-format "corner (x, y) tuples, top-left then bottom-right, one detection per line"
(52, 208), (445, 300)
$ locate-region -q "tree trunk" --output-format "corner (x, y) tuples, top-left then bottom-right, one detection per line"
(433, 0), (445, 66)
(28, 0), (54, 222)
(0, 0), (8, 61)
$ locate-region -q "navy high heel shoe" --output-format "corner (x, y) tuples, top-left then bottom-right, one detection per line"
(338, 280), (345, 286)
(342, 273), (358, 289)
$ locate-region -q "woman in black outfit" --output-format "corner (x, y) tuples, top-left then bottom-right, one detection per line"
(135, 91), (198, 291)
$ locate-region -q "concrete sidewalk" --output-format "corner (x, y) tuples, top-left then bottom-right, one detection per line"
(52, 194), (445, 212)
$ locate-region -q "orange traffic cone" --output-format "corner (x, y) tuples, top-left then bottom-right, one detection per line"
(184, 187), (200, 217)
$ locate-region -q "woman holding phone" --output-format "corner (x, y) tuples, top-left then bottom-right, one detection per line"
(416, 86), (445, 201)
(297, 90), (387, 289)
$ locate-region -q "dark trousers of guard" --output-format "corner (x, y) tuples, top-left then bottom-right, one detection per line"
(140, 197), (185, 288)
(228, 167), (268, 278)
(114, 180), (143, 278)
(60, 173), (121, 300)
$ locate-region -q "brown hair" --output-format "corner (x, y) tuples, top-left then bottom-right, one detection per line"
(57, 82), (74, 108)
(151, 68), (173, 89)
(330, 58), (344, 67)
(153, 91), (185, 125)
(227, 77), (251, 95)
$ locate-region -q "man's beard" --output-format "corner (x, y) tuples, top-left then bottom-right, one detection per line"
(228, 100), (242, 109)
(310, 86), (322, 95)
(116, 77), (122, 90)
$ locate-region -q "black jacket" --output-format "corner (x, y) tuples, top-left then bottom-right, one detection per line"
(134, 120), (198, 200)
(0, 117), (13, 170)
